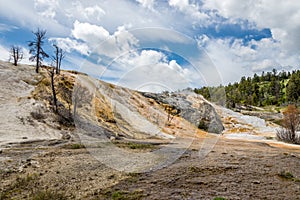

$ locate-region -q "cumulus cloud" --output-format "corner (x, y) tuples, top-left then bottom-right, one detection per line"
(71, 20), (109, 44)
(102, 49), (195, 92)
(196, 35), (297, 84)
(71, 21), (138, 58)
(66, 2), (105, 23)
(168, 0), (209, 20)
(50, 21), (139, 58)
(49, 37), (89, 55)
(202, 0), (300, 59)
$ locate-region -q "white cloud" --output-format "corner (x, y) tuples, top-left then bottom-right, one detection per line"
(196, 35), (298, 84)
(252, 59), (281, 72)
(84, 6), (105, 21)
(202, 0), (300, 59)
(122, 49), (167, 66)
(34, 0), (58, 19)
(71, 21), (139, 58)
(50, 21), (139, 58)
(66, 2), (105, 23)
(0, 23), (18, 33)
(0, 44), (36, 65)
(103, 49), (196, 92)
(49, 37), (89, 56)
(0, 45), (9, 61)
(0, 0), (69, 36)
(136, 0), (155, 10)
(71, 20), (109, 44)
(168, 0), (209, 20)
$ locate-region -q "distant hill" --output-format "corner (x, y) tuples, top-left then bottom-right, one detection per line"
(194, 69), (300, 108)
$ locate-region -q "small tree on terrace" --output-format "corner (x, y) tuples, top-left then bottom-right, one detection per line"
(9, 45), (23, 66)
(28, 29), (49, 73)
(277, 104), (300, 144)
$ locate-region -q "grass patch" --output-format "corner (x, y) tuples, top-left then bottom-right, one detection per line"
(104, 189), (144, 200)
(0, 173), (38, 199)
(127, 143), (154, 150)
(278, 171), (300, 182)
(114, 141), (156, 151)
(0, 173), (71, 199)
(126, 172), (142, 183)
(32, 190), (68, 200)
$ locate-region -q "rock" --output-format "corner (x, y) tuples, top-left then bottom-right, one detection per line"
(18, 166), (24, 173)
(110, 136), (116, 141)
(61, 131), (71, 140)
(31, 160), (40, 168)
(142, 91), (224, 134)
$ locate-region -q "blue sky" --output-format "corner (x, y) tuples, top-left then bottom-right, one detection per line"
(0, 0), (299, 92)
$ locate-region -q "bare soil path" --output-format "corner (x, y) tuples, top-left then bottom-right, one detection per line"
(1, 137), (299, 199)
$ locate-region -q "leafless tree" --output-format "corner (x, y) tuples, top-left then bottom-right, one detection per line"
(9, 46), (23, 66)
(48, 67), (58, 113)
(277, 104), (300, 144)
(53, 44), (65, 74)
(28, 29), (49, 73)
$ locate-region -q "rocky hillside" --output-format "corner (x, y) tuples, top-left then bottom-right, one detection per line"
(0, 60), (223, 148)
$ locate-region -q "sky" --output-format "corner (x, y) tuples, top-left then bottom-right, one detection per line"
(0, 0), (299, 92)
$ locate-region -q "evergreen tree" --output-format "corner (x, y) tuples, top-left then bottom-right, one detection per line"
(287, 71), (300, 103)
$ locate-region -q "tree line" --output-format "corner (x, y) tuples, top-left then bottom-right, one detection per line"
(194, 69), (300, 108)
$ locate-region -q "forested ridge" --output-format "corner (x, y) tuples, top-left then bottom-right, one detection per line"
(194, 69), (300, 108)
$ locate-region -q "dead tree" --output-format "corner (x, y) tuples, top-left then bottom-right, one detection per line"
(28, 29), (49, 73)
(53, 44), (65, 74)
(9, 46), (23, 66)
(49, 67), (58, 113)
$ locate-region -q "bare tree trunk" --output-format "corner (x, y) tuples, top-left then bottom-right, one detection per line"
(50, 68), (58, 113)
(13, 50), (17, 66)
(53, 44), (65, 75)
(55, 45), (59, 74)
(36, 43), (40, 73)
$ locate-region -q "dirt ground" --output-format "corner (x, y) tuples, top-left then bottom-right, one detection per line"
(0, 137), (299, 200)
(1, 61), (299, 199)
